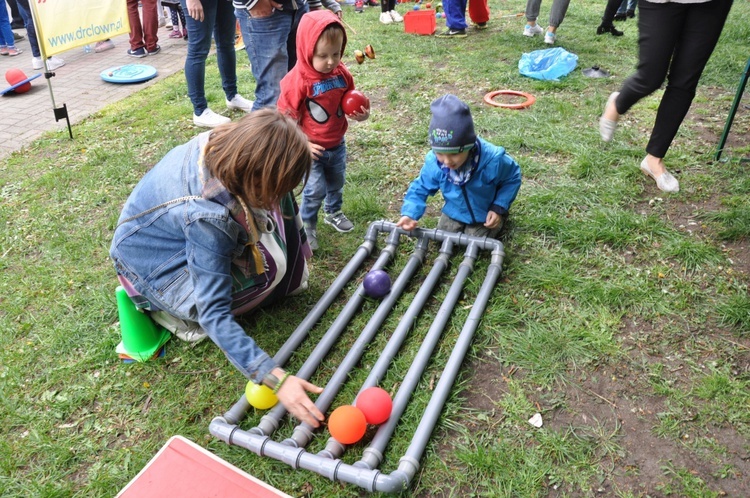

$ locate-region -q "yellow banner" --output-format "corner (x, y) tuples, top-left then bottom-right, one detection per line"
(30, 0), (131, 57)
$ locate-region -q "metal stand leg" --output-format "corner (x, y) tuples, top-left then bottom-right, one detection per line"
(715, 56), (750, 161)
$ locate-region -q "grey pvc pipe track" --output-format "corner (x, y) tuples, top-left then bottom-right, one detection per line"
(210, 221), (505, 493)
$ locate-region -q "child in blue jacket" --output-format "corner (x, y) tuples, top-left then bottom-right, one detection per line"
(397, 94), (522, 238)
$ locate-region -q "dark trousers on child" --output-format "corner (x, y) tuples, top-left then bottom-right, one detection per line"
(614, 0), (733, 158)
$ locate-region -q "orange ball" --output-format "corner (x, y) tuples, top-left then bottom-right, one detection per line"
(328, 405), (367, 445)
(355, 387), (392, 425)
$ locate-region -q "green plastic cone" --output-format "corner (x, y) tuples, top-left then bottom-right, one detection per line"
(115, 286), (171, 362)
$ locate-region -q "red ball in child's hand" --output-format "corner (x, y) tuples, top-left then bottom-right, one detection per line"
(342, 90), (370, 116)
(355, 386), (392, 425)
(328, 405), (367, 444)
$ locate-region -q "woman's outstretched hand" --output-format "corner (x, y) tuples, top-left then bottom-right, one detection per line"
(275, 375), (325, 427)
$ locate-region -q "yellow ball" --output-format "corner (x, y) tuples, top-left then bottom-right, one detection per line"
(245, 382), (278, 410)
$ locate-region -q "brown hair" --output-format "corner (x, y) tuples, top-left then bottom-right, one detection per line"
(204, 108), (311, 210)
(317, 23), (345, 52)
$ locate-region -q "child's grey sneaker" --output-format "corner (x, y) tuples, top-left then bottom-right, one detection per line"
(324, 212), (354, 233)
(304, 223), (318, 250)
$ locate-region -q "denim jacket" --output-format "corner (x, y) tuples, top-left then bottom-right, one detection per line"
(110, 134), (279, 383)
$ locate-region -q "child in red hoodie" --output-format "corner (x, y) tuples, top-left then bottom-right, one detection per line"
(278, 10), (369, 251)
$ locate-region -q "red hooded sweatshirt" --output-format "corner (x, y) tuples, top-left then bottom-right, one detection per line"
(277, 10), (355, 150)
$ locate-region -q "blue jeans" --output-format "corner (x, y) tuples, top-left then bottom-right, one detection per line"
(180, 0), (238, 115)
(301, 142), (346, 225)
(15, 0), (39, 57)
(443, 0), (468, 30)
(235, 2), (308, 110)
(617, 0), (637, 15)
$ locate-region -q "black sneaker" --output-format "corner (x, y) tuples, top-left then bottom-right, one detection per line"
(127, 47), (148, 58)
(147, 45), (161, 55)
(437, 28), (467, 38)
(474, 22), (487, 30)
(324, 212), (354, 233)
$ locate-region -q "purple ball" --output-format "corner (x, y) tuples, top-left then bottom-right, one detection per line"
(363, 270), (391, 298)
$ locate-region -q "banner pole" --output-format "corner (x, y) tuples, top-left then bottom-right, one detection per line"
(29, 0), (74, 139)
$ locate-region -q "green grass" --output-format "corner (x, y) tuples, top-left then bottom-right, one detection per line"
(1, 1), (750, 496)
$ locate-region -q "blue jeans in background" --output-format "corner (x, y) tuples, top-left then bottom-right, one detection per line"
(301, 142), (347, 226)
(617, 0), (637, 15)
(235, 2), (308, 110)
(15, 0), (39, 57)
(180, 0), (238, 115)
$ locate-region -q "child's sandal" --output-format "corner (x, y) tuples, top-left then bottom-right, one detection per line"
(7, 47), (22, 56)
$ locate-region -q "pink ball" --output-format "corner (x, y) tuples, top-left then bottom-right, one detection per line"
(355, 387), (393, 425)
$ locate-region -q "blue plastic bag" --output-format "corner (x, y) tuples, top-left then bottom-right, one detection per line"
(518, 47), (578, 82)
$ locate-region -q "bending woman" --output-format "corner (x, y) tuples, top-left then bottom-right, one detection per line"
(110, 109), (324, 427)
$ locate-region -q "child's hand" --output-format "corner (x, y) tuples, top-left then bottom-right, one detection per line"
(396, 216), (418, 231)
(349, 106), (370, 122)
(308, 141), (325, 159)
(484, 211), (501, 229)
(336, 10), (343, 18)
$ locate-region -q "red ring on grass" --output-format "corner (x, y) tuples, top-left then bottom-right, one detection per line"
(483, 90), (536, 109)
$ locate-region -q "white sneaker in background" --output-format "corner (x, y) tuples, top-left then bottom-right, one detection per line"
(32, 56), (65, 71)
(225, 94), (254, 112)
(389, 10), (403, 22)
(379, 12), (393, 24)
(523, 24), (543, 37)
(193, 108), (231, 128)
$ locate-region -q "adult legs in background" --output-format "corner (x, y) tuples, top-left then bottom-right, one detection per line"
(468, 0), (490, 27)
(126, 0), (159, 53)
(236, 2), (307, 110)
(379, 0), (402, 24)
(181, 0), (239, 121)
(442, 0), (469, 31)
(602, 0), (734, 190)
(645, 0), (732, 158)
(597, 0), (624, 36)
(7, 0), (23, 28)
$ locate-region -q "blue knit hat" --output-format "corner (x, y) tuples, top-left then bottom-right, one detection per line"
(428, 94), (476, 153)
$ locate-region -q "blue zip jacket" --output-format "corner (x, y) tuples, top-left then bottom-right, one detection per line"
(401, 138), (522, 224)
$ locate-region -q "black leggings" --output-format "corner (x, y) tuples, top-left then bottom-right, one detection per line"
(614, 0), (733, 158)
(381, 0), (396, 13)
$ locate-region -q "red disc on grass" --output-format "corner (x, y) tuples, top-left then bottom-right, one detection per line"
(483, 90), (536, 109)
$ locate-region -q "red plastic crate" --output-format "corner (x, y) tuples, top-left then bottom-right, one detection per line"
(404, 9), (436, 35)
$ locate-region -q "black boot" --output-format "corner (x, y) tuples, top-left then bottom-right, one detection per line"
(626, 9), (636, 18)
(596, 23), (624, 36)
(613, 13), (627, 21)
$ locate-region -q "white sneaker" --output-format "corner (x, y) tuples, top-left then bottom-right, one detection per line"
(32, 56), (65, 71)
(544, 31), (556, 44)
(389, 10), (403, 22)
(193, 108), (231, 128)
(379, 12), (393, 24)
(226, 94), (254, 113)
(522, 24), (543, 37)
